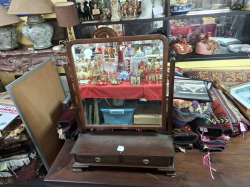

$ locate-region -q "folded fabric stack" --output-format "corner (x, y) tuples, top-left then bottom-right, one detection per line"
(172, 68), (250, 152)
(211, 88), (250, 136)
(0, 118), (38, 184)
(55, 107), (79, 140)
(167, 99), (212, 152)
(190, 112), (226, 151)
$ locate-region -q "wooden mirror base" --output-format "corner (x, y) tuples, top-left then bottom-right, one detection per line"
(70, 132), (176, 176)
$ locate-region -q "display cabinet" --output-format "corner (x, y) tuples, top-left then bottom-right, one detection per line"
(70, 0), (250, 61)
(66, 34), (176, 176)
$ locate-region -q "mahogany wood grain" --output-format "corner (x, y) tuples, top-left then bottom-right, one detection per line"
(64, 64), (83, 133)
(70, 132), (175, 157)
(45, 133), (250, 187)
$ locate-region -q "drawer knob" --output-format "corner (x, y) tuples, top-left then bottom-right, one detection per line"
(95, 157), (101, 163)
(142, 159), (149, 165)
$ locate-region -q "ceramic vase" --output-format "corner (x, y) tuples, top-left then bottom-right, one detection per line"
(0, 25), (19, 50)
(111, 0), (121, 21)
(22, 15), (54, 49)
(139, 0), (152, 19)
(153, 0), (165, 18)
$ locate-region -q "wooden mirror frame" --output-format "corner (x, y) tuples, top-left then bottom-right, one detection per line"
(67, 35), (174, 132)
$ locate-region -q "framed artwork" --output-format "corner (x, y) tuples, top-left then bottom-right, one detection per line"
(167, 78), (213, 102)
(231, 82), (250, 109)
(174, 75), (213, 92)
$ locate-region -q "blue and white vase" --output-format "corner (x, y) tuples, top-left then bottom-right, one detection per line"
(22, 15), (54, 49)
(145, 46), (153, 55)
(0, 25), (19, 50)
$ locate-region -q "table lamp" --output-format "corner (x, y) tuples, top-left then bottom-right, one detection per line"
(8, 0), (55, 49)
(0, 5), (24, 50)
(54, 2), (79, 41)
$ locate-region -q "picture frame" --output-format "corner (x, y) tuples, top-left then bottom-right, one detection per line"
(167, 78), (213, 102)
(231, 82), (250, 110)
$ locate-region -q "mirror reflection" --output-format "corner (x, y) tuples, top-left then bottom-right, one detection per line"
(71, 39), (164, 126)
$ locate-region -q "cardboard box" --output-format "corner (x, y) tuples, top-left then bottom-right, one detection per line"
(202, 17), (215, 24)
(134, 114), (162, 125)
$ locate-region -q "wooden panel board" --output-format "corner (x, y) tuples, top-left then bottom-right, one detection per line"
(8, 59), (65, 169)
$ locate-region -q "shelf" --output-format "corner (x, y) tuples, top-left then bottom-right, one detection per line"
(77, 10), (250, 27)
(170, 9), (250, 19)
(78, 17), (168, 27)
(176, 52), (250, 62)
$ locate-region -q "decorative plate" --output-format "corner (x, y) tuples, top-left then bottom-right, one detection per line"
(92, 27), (118, 38)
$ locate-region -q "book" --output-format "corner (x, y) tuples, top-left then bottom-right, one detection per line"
(0, 105), (18, 131)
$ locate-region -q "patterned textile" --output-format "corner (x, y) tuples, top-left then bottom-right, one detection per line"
(183, 69), (250, 86)
(191, 112), (223, 138)
(55, 108), (76, 129)
(0, 118), (30, 150)
(0, 153), (31, 172)
(0, 158), (37, 185)
(174, 144), (193, 152)
(0, 139), (34, 159)
(167, 66), (183, 76)
(195, 137), (227, 151)
(57, 124), (79, 140)
(211, 88), (250, 135)
(172, 125), (199, 145)
(167, 99), (212, 127)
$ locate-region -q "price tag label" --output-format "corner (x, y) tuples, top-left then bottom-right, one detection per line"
(200, 127), (208, 132)
(153, 6), (164, 16)
(117, 146), (124, 152)
(92, 9), (100, 15)
(240, 123), (246, 132)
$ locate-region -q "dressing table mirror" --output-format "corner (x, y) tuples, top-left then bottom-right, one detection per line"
(66, 35), (176, 176)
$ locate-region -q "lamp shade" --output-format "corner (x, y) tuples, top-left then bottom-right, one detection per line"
(55, 2), (79, 27)
(0, 5), (24, 27)
(8, 0), (55, 15)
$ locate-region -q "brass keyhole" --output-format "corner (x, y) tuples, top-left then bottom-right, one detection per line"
(142, 159), (149, 165)
(95, 157), (101, 163)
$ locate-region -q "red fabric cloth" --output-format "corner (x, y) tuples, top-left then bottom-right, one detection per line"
(80, 81), (162, 101)
(190, 23), (217, 37)
(171, 23), (217, 38)
(171, 26), (192, 38)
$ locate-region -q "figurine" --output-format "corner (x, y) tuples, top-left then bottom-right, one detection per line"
(122, 0), (138, 20)
(92, 3), (102, 21)
(130, 74), (141, 86)
(91, 77), (97, 84)
(148, 75), (151, 85)
(109, 74), (122, 85)
(76, 2), (84, 22)
(101, 8), (111, 22)
(139, 0), (152, 19)
(153, 0), (165, 18)
(83, 1), (92, 21)
(89, 1), (94, 19)
(187, 27), (204, 46)
(117, 71), (130, 81)
(111, 0), (121, 21)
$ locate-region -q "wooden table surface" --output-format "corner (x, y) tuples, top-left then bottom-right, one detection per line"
(45, 133), (250, 187)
